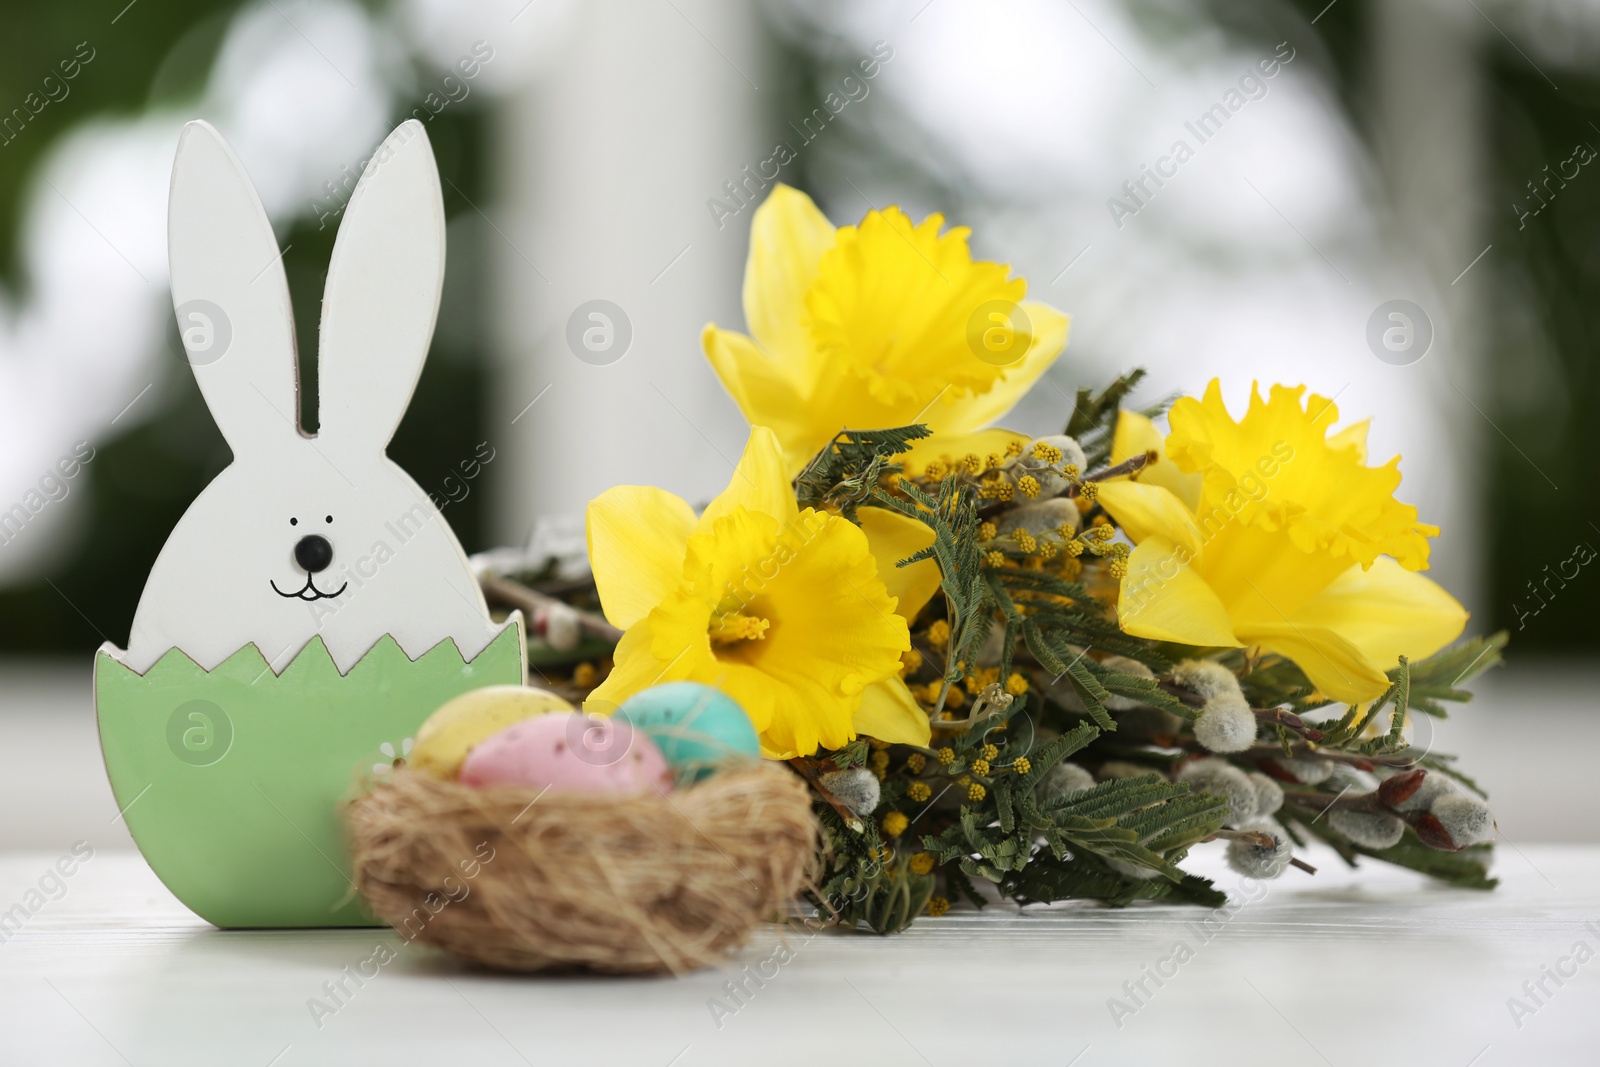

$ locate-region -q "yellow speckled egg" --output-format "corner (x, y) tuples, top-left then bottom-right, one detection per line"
(410, 685), (571, 779)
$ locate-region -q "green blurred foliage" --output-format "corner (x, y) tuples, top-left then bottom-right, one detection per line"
(1, 0), (1594, 655)
(0, 1), (235, 285)
(1484, 62), (1600, 650)
(0, 1), (494, 652)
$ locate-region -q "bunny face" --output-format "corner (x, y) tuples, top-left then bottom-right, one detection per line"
(121, 120), (506, 674)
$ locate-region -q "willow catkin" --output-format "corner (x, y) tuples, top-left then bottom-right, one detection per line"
(345, 764), (819, 975)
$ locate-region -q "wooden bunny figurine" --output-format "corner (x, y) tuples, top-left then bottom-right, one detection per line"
(96, 120), (524, 929)
(123, 119), (505, 674)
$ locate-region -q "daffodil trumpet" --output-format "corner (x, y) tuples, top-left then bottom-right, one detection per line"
(1098, 380), (1467, 706)
(584, 426), (934, 760)
(702, 184), (1071, 479)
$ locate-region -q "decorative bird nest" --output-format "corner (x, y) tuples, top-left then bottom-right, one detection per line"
(345, 765), (819, 974)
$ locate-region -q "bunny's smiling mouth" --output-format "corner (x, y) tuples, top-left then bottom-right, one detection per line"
(270, 575), (349, 601)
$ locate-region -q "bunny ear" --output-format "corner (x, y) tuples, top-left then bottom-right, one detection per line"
(316, 121), (444, 454)
(168, 120), (302, 455)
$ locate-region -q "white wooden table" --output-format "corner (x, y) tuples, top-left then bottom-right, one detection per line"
(0, 843), (1594, 1066)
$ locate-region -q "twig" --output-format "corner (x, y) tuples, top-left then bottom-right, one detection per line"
(790, 756), (866, 832)
(1066, 450), (1155, 495)
(1284, 786), (1459, 847)
(1254, 707), (1324, 742)
(1245, 742), (1415, 769)
(1282, 788), (1385, 814)
(1158, 680), (1206, 708)
(1213, 828), (1318, 874)
(479, 573), (623, 643)
(528, 573), (601, 598)
(1160, 685), (1324, 740)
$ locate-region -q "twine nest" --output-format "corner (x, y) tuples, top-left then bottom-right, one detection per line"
(345, 765), (819, 974)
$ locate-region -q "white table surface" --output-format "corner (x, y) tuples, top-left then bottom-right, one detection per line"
(1, 842), (1595, 1066)
(11, 657), (1600, 851)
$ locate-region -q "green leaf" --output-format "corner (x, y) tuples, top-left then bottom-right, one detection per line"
(1088, 662), (1197, 721)
(1062, 655), (1117, 732)
(1064, 370), (1145, 443)
(794, 424), (932, 520)
(1014, 722), (1100, 791)
(1403, 632), (1507, 716)
(1376, 655), (1412, 753)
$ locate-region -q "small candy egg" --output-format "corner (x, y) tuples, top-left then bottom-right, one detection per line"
(615, 682), (760, 783)
(458, 712), (674, 795)
(410, 685), (572, 779)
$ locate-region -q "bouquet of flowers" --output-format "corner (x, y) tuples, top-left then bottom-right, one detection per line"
(487, 185), (1502, 935)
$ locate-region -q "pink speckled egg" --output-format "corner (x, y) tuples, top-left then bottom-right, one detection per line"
(458, 712), (674, 796)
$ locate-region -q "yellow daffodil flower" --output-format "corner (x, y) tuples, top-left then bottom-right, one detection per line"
(702, 184), (1070, 479)
(584, 426), (934, 758)
(1098, 381), (1467, 705)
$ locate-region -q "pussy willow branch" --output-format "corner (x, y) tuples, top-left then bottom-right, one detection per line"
(1282, 786), (1450, 845)
(1066, 450), (1155, 495)
(1253, 707), (1325, 742)
(790, 755), (867, 832)
(528, 572), (602, 598)
(479, 573), (623, 643)
(1282, 788), (1387, 814)
(1158, 682), (1325, 741)
(1212, 828), (1318, 874)
(1159, 681), (1207, 708)
(1248, 742), (1415, 768)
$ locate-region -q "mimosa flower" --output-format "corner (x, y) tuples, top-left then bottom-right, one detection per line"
(702, 184), (1070, 478)
(584, 426), (932, 758)
(1098, 381), (1467, 705)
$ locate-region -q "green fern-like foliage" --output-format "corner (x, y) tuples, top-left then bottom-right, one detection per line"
(794, 425), (931, 521)
(794, 373), (1504, 934)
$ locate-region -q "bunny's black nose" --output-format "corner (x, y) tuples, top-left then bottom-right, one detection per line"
(294, 534), (333, 573)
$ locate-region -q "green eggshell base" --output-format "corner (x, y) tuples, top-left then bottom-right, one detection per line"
(95, 621), (524, 929)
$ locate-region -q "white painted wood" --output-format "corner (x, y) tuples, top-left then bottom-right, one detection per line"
(0, 845), (1593, 1065)
(123, 120), (504, 674)
(1371, 0), (1488, 618)
(488, 0), (762, 543)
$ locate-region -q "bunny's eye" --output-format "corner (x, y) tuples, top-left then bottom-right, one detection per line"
(289, 517), (299, 526)
(325, 515), (333, 524)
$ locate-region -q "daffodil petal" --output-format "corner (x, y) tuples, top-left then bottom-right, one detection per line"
(646, 505), (907, 759)
(1111, 409), (1201, 511)
(1111, 409), (1163, 465)
(702, 326), (812, 468)
(1328, 419), (1369, 461)
(858, 505), (941, 623)
(583, 621), (680, 714)
(1236, 621), (1392, 705)
(853, 677), (931, 747)
(698, 426), (799, 534)
(899, 427), (1030, 477)
(1169, 381), (1434, 571)
(1118, 537), (1241, 647)
(586, 486), (699, 630)
(924, 300), (1070, 434)
(697, 660), (785, 756)
(1284, 557), (1468, 674)
(1097, 481), (1204, 555)
(743, 184), (836, 365)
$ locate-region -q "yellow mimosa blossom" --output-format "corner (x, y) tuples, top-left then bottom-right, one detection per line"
(702, 184), (1070, 478)
(1097, 381), (1467, 705)
(584, 426), (931, 759)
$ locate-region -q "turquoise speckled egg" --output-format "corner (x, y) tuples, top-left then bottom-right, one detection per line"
(616, 682), (760, 783)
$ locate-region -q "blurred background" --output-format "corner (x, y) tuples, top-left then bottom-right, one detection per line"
(0, 0), (1595, 848)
